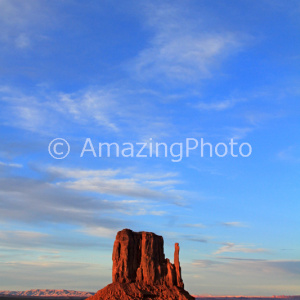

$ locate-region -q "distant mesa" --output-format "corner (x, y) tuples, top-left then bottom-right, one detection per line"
(87, 228), (195, 300)
(0, 290), (94, 297)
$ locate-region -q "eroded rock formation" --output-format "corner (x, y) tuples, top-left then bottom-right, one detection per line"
(87, 229), (194, 300)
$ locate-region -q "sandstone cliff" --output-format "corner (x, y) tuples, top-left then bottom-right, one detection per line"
(87, 229), (194, 300)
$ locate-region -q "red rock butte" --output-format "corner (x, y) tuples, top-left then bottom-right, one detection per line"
(87, 228), (195, 300)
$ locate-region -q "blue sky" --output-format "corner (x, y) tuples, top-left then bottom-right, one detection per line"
(0, 0), (300, 296)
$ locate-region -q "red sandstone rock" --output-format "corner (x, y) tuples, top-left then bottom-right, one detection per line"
(174, 242), (184, 289)
(87, 229), (195, 300)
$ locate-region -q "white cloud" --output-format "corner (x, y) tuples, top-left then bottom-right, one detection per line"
(134, 34), (240, 82)
(0, 0), (40, 27)
(214, 242), (269, 255)
(0, 85), (172, 138)
(196, 98), (244, 111)
(0, 166), (182, 239)
(189, 257), (300, 295)
(184, 223), (206, 228)
(56, 173), (175, 200)
(78, 227), (117, 238)
(131, 3), (244, 82)
(192, 259), (220, 268)
(0, 161), (22, 168)
(227, 126), (253, 140)
(54, 90), (120, 132)
(15, 33), (30, 48)
(0, 92), (56, 134)
(278, 146), (300, 163)
(194, 257), (300, 276)
(47, 166), (119, 179)
(222, 221), (247, 227)
(0, 87), (120, 134)
(112, 200), (167, 217)
(132, 172), (178, 180)
(0, 0), (50, 49)
(144, 179), (181, 187)
(0, 230), (57, 253)
(0, 230), (48, 241)
(48, 166), (182, 201)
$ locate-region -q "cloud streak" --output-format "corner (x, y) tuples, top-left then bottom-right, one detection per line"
(0, 166), (184, 242)
(48, 166), (182, 201)
(196, 98), (245, 111)
(0, 161), (22, 168)
(0, 85), (172, 139)
(214, 243), (269, 255)
(222, 221), (247, 227)
(131, 3), (244, 83)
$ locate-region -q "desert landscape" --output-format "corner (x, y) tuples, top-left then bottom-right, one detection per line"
(1, 291), (300, 300)
(0, 0), (299, 299)
(2, 229), (299, 300)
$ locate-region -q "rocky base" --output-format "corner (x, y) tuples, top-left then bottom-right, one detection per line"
(87, 282), (195, 300)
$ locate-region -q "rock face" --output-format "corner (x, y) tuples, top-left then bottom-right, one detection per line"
(87, 229), (194, 300)
(174, 243), (184, 288)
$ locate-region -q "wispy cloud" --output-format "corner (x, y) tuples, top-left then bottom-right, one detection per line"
(189, 257), (300, 295)
(162, 231), (209, 244)
(0, 166), (184, 242)
(131, 3), (244, 83)
(0, 229), (112, 253)
(59, 177), (171, 200)
(192, 257), (300, 276)
(277, 146), (300, 163)
(0, 230), (49, 250)
(214, 242), (269, 255)
(0, 230), (60, 253)
(0, 87), (121, 134)
(54, 89), (120, 132)
(196, 98), (244, 111)
(0, 161), (22, 168)
(220, 257), (300, 275)
(183, 223), (206, 229)
(0, 85), (172, 138)
(0, 0), (51, 50)
(47, 166), (120, 179)
(49, 166), (181, 201)
(222, 221), (247, 228)
(226, 126), (253, 140)
(0, 176), (123, 231)
(15, 33), (30, 48)
(192, 259), (221, 268)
